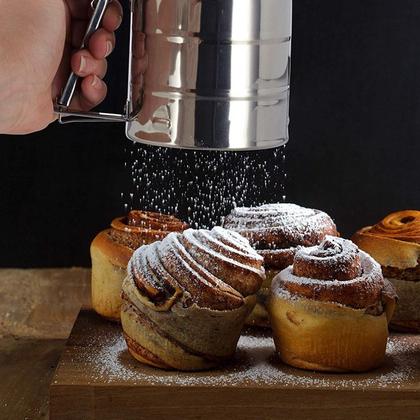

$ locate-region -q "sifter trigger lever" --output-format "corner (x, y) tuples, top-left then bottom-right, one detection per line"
(57, 0), (110, 109)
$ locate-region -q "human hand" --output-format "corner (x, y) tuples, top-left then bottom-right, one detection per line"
(0, 0), (122, 135)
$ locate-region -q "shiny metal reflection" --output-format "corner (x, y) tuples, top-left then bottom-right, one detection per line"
(126, 0), (292, 150)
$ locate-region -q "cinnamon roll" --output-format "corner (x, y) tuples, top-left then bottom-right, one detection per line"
(223, 203), (338, 327)
(121, 227), (265, 371)
(91, 210), (188, 321)
(352, 210), (420, 333)
(269, 236), (397, 372)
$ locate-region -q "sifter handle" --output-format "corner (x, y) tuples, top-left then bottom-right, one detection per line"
(57, 0), (111, 108)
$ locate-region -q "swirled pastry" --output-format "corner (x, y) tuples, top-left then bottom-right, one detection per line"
(91, 210), (188, 320)
(269, 236), (397, 372)
(223, 203), (338, 326)
(352, 210), (420, 332)
(121, 227), (265, 371)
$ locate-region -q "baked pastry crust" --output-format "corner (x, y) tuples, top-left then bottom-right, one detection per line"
(269, 236), (396, 372)
(91, 211), (188, 321)
(121, 227), (265, 371)
(91, 230), (133, 321)
(352, 210), (420, 332)
(223, 203), (338, 327)
(270, 296), (390, 372)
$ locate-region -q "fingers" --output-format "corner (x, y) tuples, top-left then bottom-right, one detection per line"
(71, 49), (108, 79)
(70, 75), (108, 111)
(88, 28), (116, 59)
(67, 1), (123, 48)
(63, 0), (122, 111)
(102, 1), (123, 32)
(66, 0), (123, 24)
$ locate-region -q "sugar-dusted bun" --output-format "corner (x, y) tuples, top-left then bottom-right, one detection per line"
(91, 210), (188, 321)
(352, 210), (420, 332)
(121, 227), (265, 371)
(269, 236), (397, 372)
(223, 203), (338, 327)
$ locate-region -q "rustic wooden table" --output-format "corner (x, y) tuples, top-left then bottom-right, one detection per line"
(1, 269), (420, 420)
(50, 311), (420, 420)
(0, 268), (90, 419)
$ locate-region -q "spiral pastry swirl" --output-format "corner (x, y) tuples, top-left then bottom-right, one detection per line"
(365, 210), (420, 243)
(121, 227), (265, 370)
(278, 236), (393, 309)
(223, 203), (338, 254)
(269, 236), (397, 372)
(110, 210), (189, 251)
(352, 210), (420, 333)
(223, 203), (338, 326)
(127, 227), (264, 310)
(90, 210), (188, 321)
(352, 210), (420, 271)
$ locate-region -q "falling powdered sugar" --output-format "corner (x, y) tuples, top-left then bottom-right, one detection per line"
(120, 144), (288, 229)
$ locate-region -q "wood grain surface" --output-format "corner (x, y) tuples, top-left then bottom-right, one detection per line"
(0, 338), (65, 419)
(50, 311), (420, 420)
(0, 268), (90, 419)
(0, 268), (91, 339)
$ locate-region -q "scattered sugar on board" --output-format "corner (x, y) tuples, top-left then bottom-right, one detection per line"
(67, 329), (418, 389)
(120, 144), (287, 229)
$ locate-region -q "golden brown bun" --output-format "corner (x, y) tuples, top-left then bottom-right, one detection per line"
(269, 236), (396, 372)
(269, 296), (391, 372)
(352, 210), (420, 269)
(223, 203), (339, 327)
(110, 211), (189, 249)
(352, 210), (420, 333)
(91, 211), (188, 321)
(121, 227), (265, 371)
(91, 230), (133, 321)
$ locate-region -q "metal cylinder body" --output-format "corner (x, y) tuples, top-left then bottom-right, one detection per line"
(126, 0), (292, 150)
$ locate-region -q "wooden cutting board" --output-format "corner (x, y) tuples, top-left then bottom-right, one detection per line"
(50, 311), (420, 420)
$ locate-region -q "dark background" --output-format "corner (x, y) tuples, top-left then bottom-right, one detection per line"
(0, 0), (419, 268)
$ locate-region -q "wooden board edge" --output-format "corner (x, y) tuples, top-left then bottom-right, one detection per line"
(49, 384), (420, 420)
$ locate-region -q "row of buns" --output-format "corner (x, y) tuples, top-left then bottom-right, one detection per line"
(90, 205), (419, 372)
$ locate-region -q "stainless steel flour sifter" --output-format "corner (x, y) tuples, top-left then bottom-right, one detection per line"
(56, 0), (292, 151)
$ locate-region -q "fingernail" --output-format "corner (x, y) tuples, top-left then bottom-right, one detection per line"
(91, 75), (100, 88)
(105, 41), (113, 57)
(116, 14), (123, 28)
(79, 56), (87, 74)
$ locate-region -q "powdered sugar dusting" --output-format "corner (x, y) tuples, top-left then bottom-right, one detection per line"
(223, 203), (338, 252)
(61, 321), (419, 390)
(126, 227), (265, 306)
(295, 236), (358, 264)
(224, 204), (333, 234)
